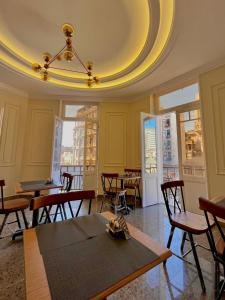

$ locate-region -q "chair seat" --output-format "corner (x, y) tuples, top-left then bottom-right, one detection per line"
(124, 183), (138, 189)
(216, 237), (225, 258)
(105, 188), (126, 196)
(0, 198), (29, 213)
(171, 211), (214, 234)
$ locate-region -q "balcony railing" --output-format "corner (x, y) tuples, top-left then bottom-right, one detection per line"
(60, 165), (83, 190)
(60, 164), (181, 190)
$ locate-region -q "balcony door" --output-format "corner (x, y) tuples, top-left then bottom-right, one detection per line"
(177, 108), (207, 213)
(59, 104), (98, 192)
(141, 113), (163, 207)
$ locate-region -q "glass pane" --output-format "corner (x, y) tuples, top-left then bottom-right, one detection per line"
(180, 112), (189, 122)
(159, 83), (199, 110)
(60, 121), (85, 166)
(65, 105), (84, 118)
(144, 118), (157, 174)
(64, 104), (97, 119)
(179, 109), (205, 177)
(162, 112), (179, 182)
(85, 121), (97, 167)
(190, 109), (200, 120)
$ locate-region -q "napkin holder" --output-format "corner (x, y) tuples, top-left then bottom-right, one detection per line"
(106, 215), (131, 240)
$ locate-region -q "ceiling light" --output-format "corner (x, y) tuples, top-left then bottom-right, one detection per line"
(32, 23), (99, 87)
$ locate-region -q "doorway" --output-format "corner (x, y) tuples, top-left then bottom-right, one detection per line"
(141, 83), (208, 213)
(52, 104), (98, 192)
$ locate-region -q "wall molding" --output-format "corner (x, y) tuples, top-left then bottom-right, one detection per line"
(26, 107), (54, 166)
(104, 112), (127, 167)
(0, 103), (20, 166)
(211, 82), (225, 174)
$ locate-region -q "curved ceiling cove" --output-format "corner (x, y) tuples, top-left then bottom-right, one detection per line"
(0, 0), (174, 90)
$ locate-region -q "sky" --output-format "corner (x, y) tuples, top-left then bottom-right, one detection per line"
(62, 122), (74, 147)
(144, 118), (156, 129)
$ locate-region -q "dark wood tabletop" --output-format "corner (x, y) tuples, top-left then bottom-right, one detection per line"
(16, 180), (63, 196)
(24, 211), (171, 300)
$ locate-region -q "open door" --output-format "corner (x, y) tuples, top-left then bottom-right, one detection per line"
(141, 113), (163, 207)
(51, 116), (63, 184)
(83, 120), (98, 191)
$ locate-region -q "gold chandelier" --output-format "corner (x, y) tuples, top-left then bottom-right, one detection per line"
(32, 23), (99, 87)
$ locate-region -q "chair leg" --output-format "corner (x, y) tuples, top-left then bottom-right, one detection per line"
(181, 231), (187, 252)
(164, 225), (175, 265)
(21, 210), (29, 229)
(167, 226), (175, 248)
(216, 279), (225, 300)
(76, 200), (83, 217)
(134, 187), (137, 209)
(88, 199), (92, 215)
(137, 185), (141, 201)
(68, 201), (74, 218)
(188, 232), (206, 292)
(100, 198), (104, 213)
(0, 214), (9, 237)
(44, 205), (52, 223)
(53, 205), (59, 222)
(15, 211), (21, 229)
(62, 204), (67, 220)
(59, 205), (64, 220)
(39, 208), (45, 223)
(215, 261), (220, 292)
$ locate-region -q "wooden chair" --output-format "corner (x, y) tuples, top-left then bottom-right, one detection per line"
(30, 190), (95, 227)
(161, 180), (214, 292)
(124, 168), (141, 208)
(39, 172), (74, 222)
(0, 179), (29, 238)
(199, 197), (225, 300)
(58, 172), (74, 218)
(100, 173), (127, 214)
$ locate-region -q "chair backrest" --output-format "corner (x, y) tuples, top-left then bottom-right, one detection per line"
(30, 190), (95, 227)
(124, 168), (141, 185)
(101, 173), (119, 194)
(0, 180), (5, 210)
(61, 172), (73, 192)
(199, 197), (225, 263)
(161, 180), (186, 222)
(124, 168), (141, 175)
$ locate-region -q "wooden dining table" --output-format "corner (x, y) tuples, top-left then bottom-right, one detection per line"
(16, 180), (63, 197)
(24, 211), (172, 300)
(118, 174), (141, 189)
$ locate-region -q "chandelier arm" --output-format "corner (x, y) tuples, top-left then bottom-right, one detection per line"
(72, 48), (89, 73)
(49, 66), (87, 75)
(47, 45), (67, 66)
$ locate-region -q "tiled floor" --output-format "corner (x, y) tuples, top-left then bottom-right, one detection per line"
(0, 200), (224, 300)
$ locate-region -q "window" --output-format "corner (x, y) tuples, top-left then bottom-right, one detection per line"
(64, 104), (97, 119)
(159, 83), (199, 110)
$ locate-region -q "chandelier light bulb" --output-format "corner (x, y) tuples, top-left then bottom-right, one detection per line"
(62, 23), (75, 38)
(87, 61), (93, 71)
(41, 69), (49, 81)
(32, 63), (41, 72)
(42, 52), (52, 63)
(64, 50), (74, 62)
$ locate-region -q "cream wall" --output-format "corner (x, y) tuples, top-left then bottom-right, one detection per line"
(97, 97), (151, 192)
(0, 86), (28, 196)
(199, 64), (225, 198)
(0, 91), (151, 196)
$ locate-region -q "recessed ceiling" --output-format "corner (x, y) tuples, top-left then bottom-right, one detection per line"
(1, 0), (225, 99)
(0, 0), (174, 90)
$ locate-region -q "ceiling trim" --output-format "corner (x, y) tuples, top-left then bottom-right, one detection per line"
(0, 82), (28, 98)
(0, 0), (175, 90)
